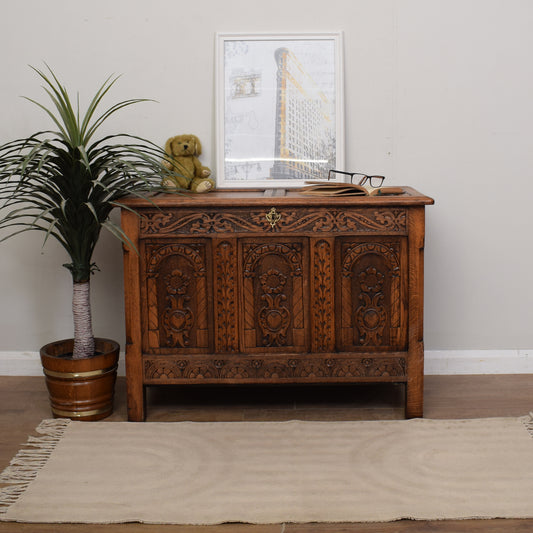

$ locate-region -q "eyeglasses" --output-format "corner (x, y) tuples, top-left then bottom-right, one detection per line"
(328, 169), (385, 188)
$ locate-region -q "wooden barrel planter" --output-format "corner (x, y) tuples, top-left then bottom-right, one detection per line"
(40, 338), (119, 421)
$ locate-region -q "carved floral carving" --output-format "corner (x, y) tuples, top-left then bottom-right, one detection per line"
(311, 240), (334, 351)
(162, 269), (193, 347)
(214, 241), (238, 352)
(355, 267), (386, 345)
(258, 269), (290, 347)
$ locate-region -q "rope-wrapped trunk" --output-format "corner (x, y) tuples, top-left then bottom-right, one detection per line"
(72, 281), (95, 359)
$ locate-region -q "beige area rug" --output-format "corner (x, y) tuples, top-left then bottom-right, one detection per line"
(1, 416), (533, 524)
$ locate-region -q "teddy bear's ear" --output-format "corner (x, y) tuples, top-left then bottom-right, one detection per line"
(164, 137), (174, 155)
(191, 135), (202, 156)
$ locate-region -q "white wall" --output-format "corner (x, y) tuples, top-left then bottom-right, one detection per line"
(1, 0), (532, 372)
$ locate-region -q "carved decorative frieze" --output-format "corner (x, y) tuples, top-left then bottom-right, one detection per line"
(143, 356), (406, 381)
(139, 208), (407, 235)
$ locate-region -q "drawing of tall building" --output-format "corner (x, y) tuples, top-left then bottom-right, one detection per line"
(270, 47), (335, 180)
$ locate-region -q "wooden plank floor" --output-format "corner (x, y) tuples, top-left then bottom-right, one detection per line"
(0, 374), (532, 532)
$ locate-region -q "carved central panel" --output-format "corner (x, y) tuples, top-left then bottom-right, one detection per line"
(241, 239), (308, 353)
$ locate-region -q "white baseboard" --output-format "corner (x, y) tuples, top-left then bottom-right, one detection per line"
(424, 350), (533, 375)
(0, 350), (531, 376)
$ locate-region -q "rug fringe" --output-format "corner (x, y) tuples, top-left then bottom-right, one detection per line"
(0, 418), (70, 514)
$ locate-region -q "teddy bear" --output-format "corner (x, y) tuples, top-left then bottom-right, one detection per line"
(162, 134), (215, 193)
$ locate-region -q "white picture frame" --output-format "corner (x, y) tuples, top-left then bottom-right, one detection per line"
(215, 32), (345, 189)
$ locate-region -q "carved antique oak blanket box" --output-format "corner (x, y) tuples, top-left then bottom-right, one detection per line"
(120, 187), (433, 421)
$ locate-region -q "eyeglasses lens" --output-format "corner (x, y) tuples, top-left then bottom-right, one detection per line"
(368, 176), (385, 188)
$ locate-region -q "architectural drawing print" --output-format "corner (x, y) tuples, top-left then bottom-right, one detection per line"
(217, 33), (344, 188)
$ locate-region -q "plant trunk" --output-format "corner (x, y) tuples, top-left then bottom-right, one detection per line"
(72, 281), (95, 359)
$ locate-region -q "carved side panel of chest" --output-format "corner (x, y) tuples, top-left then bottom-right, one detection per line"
(337, 237), (408, 351)
(142, 240), (212, 354)
(240, 238), (309, 353)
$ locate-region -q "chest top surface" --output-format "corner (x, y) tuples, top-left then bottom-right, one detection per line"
(120, 187), (434, 210)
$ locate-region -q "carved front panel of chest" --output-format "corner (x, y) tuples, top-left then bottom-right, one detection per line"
(239, 238), (309, 353)
(337, 237), (408, 352)
(142, 240), (212, 354)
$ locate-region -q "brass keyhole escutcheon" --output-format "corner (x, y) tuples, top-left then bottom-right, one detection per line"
(265, 207), (281, 229)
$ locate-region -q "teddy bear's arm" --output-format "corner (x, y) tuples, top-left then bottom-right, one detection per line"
(192, 156), (211, 179)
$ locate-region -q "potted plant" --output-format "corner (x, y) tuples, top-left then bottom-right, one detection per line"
(0, 65), (178, 420)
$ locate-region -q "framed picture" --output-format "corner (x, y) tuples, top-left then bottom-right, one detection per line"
(215, 32), (344, 189)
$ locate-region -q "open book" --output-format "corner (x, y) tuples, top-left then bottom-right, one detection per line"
(299, 181), (405, 197)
